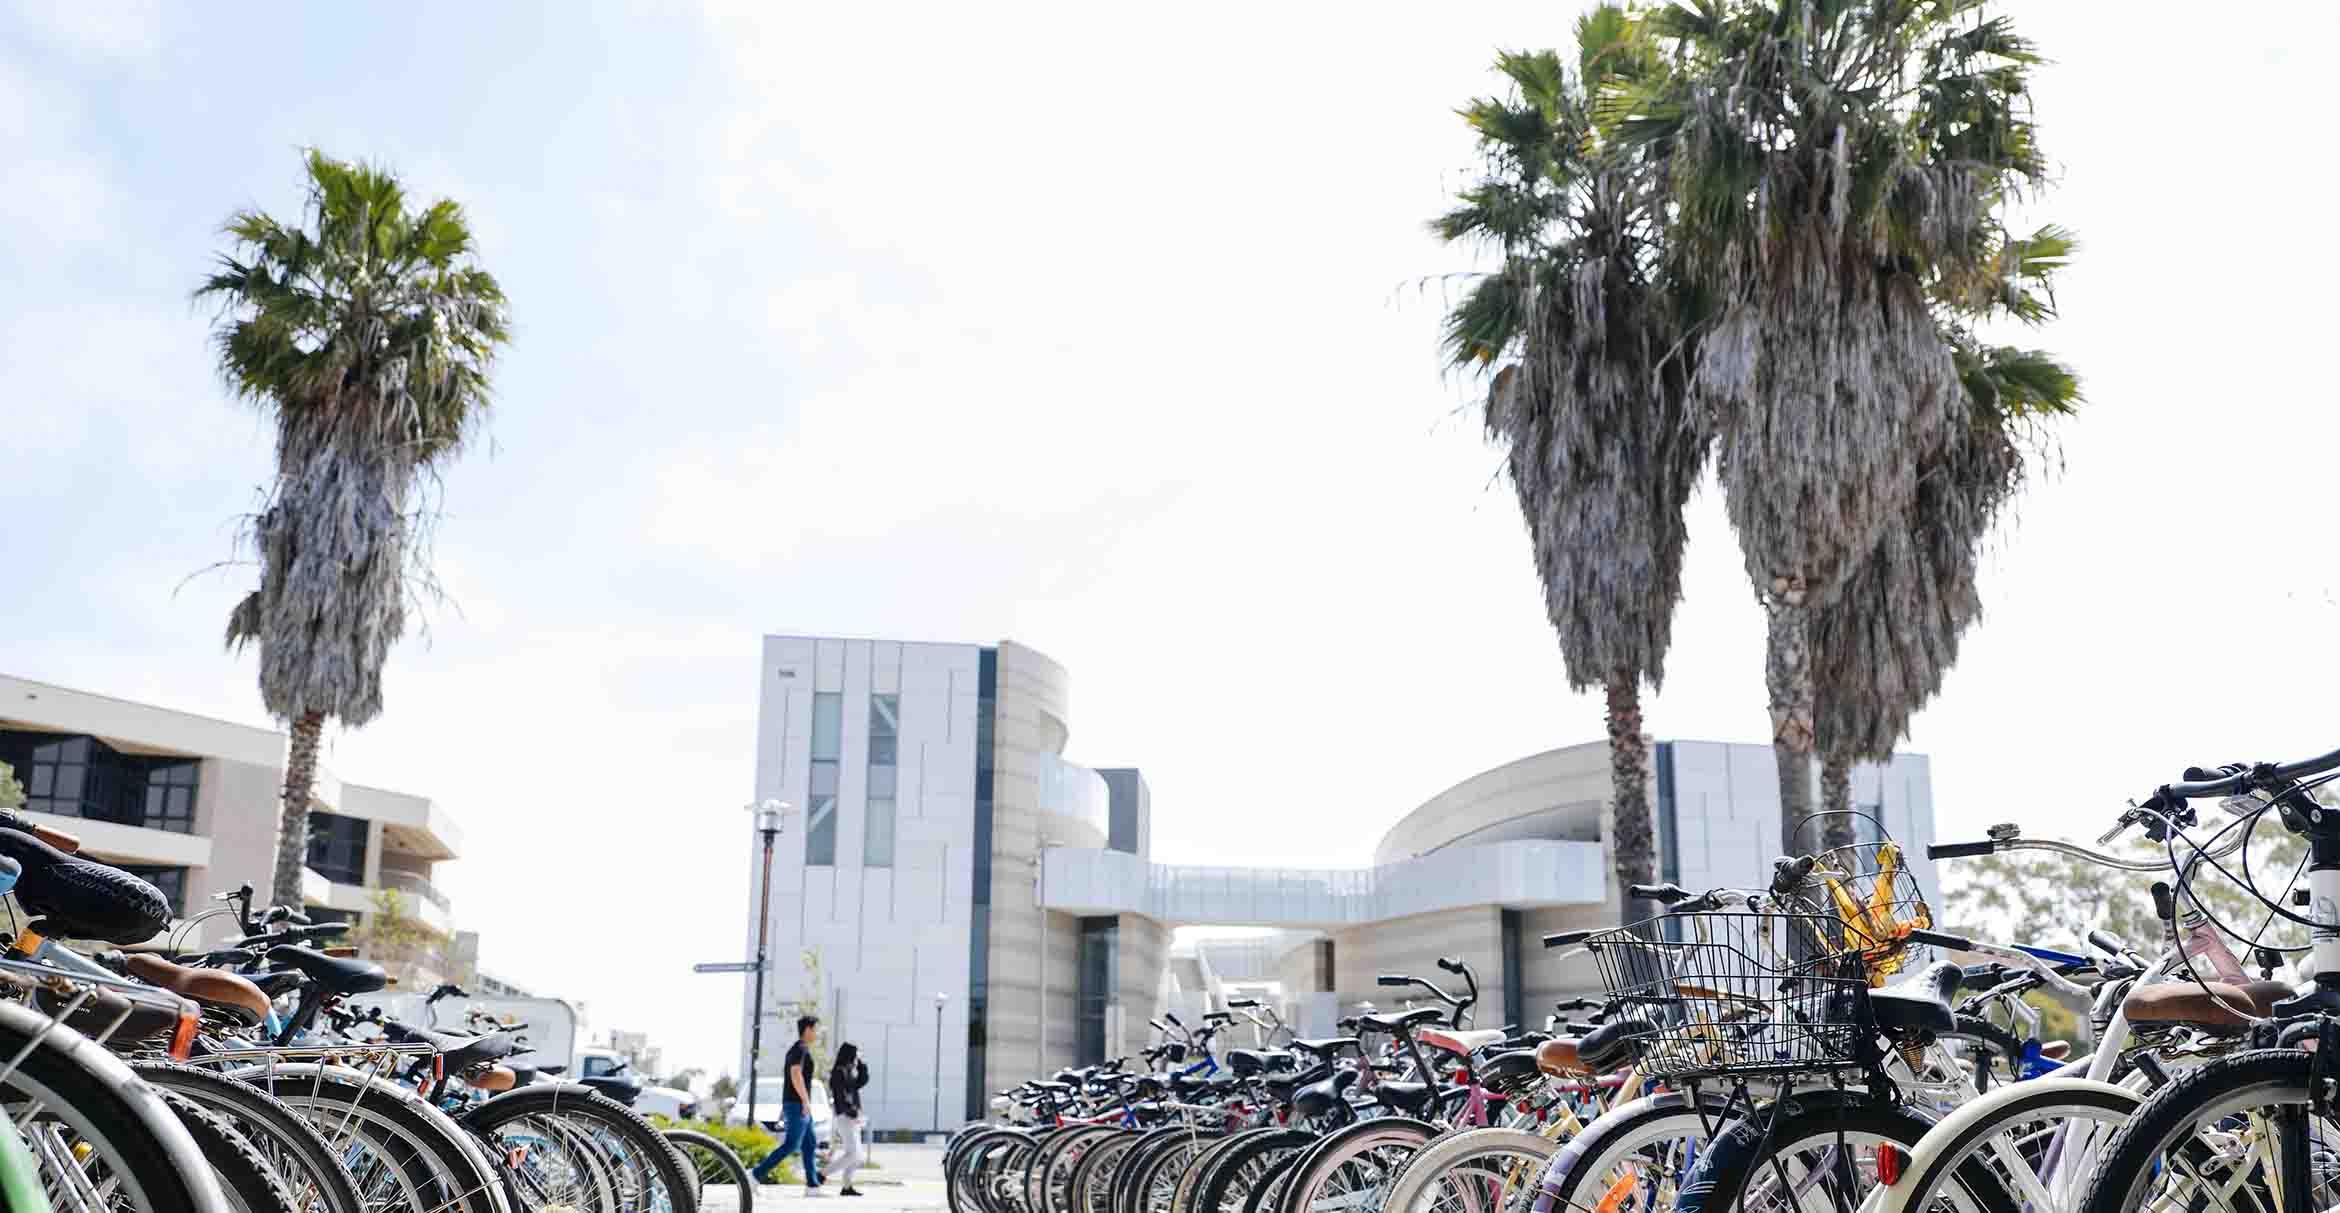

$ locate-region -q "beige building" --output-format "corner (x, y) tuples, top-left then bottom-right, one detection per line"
(0, 674), (464, 978)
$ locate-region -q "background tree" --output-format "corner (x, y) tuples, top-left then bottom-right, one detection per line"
(1437, 7), (1704, 921)
(197, 150), (510, 908)
(0, 762), (21, 811)
(351, 887), (439, 984)
(1623, 1), (2051, 849)
(1810, 225), (2082, 834)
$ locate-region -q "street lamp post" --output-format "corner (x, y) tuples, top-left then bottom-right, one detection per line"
(932, 991), (949, 1134)
(745, 800), (791, 1125)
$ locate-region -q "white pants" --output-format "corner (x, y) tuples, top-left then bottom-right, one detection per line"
(833, 1115), (865, 1187)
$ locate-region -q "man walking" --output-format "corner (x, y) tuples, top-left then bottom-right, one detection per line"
(751, 1015), (826, 1194)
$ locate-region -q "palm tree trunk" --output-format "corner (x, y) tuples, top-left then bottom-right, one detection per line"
(1766, 579), (1817, 855)
(1819, 747), (1856, 851)
(272, 710), (326, 909)
(1605, 673), (1656, 928)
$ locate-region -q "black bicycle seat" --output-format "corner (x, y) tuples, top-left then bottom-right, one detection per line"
(265, 944), (386, 997)
(0, 830), (169, 944)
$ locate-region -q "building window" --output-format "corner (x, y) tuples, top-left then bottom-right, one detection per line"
(0, 730), (200, 834)
(306, 811), (369, 886)
(865, 695), (898, 867)
(118, 865), (188, 916)
(806, 692), (842, 866)
(1076, 917), (1119, 1064)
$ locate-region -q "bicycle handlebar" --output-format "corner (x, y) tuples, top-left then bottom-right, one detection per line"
(2159, 745), (2340, 800)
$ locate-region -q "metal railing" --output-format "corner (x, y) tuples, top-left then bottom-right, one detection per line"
(378, 869), (452, 913)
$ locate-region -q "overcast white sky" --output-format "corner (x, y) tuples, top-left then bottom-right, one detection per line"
(6, 2), (2339, 1078)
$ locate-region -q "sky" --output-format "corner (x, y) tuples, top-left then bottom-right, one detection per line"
(7, 1), (2340, 1080)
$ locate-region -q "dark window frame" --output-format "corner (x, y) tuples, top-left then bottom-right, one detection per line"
(306, 810), (370, 886)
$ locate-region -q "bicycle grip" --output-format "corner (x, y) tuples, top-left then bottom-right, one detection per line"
(1542, 930), (1594, 950)
(1927, 840), (1995, 859)
(1436, 957), (1465, 975)
(2086, 929), (2128, 958)
(1906, 928), (1973, 952)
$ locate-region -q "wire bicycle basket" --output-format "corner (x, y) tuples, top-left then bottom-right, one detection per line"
(1583, 909), (1873, 1078)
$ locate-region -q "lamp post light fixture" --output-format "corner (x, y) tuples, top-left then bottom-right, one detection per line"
(744, 799), (793, 1126)
(932, 991), (949, 1134)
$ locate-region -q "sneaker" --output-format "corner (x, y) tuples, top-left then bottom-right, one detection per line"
(841, 1189), (865, 1198)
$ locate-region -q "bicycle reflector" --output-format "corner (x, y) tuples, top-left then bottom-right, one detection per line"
(169, 1004), (198, 1061)
(1877, 1144), (1905, 1185)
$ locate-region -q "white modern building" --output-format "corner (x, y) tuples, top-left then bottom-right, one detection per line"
(0, 674), (469, 979)
(741, 635), (1938, 1129)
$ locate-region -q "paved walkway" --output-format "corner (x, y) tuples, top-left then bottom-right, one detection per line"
(701, 1142), (948, 1213)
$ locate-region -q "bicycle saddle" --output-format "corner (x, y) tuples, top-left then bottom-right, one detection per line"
(245, 969), (307, 998)
(2123, 978), (2295, 1028)
(1288, 1036), (1359, 1059)
(1356, 1007), (1442, 1034)
(1227, 1048), (1294, 1077)
(266, 943), (387, 997)
(0, 829), (169, 944)
(1866, 960), (1964, 1035)
(1576, 1013), (1657, 1071)
(580, 1075), (641, 1105)
(1291, 1069), (1356, 1119)
(1479, 1047), (1545, 1094)
(124, 952), (271, 1026)
(1371, 1080), (1435, 1115)
(1535, 1036), (1588, 1076)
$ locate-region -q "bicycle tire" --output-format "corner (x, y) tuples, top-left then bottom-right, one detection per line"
(1677, 1092), (2021, 1213)
(1884, 1080), (2138, 1213)
(1188, 1127), (1315, 1213)
(1111, 1127), (1210, 1213)
(1128, 1128), (1218, 1213)
(464, 1084), (698, 1213)
(950, 1127), (1017, 1213)
(161, 1089), (298, 1213)
(229, 1062), (504, 1213)
(973, 1129), (1042, 1213)
(666, 1127), (755, 1200)
(1527, 1088), (1734, 1213)
(1241, 1150), (1302, 1213)
(1068, 1127), (1144, 1213)
(132, 1062), (365, 1213)
(1272, 1116), (1438, 1213)
(1377, 1126), (1556, 1213)
(0, 999), (223, 1212)
(2074, 1048), (2332, 1213)
(1032, 1124), (1125, 1213)
(1169, 1130), (1257, 1213)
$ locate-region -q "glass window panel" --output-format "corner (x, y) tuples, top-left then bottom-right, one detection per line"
(305, 811), (369, 885)
(810, 693), (843, 760)
(29, 766), (50, 796)
(53, 767), (82, 799)
(805, 795), (838, 866)
(870, 695), (899, 738)
(867, 764), (897, 799)
(810, 760), (839, 798)
(865, 798), (896, 867)
(869, 735), (898, 766)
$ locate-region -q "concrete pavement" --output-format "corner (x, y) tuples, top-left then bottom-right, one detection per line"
(700, 1141), (948, 1213)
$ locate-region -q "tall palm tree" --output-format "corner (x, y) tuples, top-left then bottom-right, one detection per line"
(1621, 1), (2050, 850)
(1437, 9), (1706, 920)
(1811, 223), (2080, 841)
(198, 151), (510, 908)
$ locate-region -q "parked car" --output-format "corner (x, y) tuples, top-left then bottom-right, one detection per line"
(727, 1079), (832, 1146)
(571, 1047), (699, 1119)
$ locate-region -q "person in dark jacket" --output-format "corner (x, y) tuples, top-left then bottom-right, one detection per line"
(829, 1042), (871, 1196)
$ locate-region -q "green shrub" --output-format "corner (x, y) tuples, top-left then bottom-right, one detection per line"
(652, 1116), (785, 1178)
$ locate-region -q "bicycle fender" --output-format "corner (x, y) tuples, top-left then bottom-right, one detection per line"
(1868, 1077), (2137, 1213)
(459, 1081), (603, 1121)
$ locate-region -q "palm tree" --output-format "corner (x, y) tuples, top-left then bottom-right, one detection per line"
(1436, 9), (1706, 920)
(1811, 223), (2080, 841)
(198, 151), (510, 908)
(1621, 1), (2050, 850)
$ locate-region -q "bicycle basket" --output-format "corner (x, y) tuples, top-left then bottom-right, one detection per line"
(1581, 910), (1872, 1078)
(1810, 840), (1934, 986)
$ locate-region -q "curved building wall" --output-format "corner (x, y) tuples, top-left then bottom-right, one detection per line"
(1374, 742), (1613, 865)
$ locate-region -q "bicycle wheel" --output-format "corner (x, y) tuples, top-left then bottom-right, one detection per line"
(1242, 1151), (1302, 1213)
(1527, 1089), (1730, 1213)
(132, 1062), (366, 1213)
(1883, 1080), (2138, 1213)
(1677, 1093), (2020, 1213)
(231, 1062), (504, 1213)
(1188, 1128), (1315, 1213)
(666, 1128), (754, 1205)
(0, 999), (224, 1212)
(1170, 1131), (1259, 1213)
(1069, 1128), (1144, 1213)
(1127, 1129), (1218, 1213)
(951, 1128), (1017, 1213)
(1273, 1117), (1438, 1213)
(974, 1129), (1042, 1213)
(1032, 1125), (1125, 1213)
(465, 1085), (698, 1213)
(1379, 1126), (1556, 1213)
(2075, 1049), (2340, 1213)
(162, 1090), (298, 1213)
(1110, 1128), (1209, 1213)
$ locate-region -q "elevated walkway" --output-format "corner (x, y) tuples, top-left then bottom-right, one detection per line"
(1039, 839), (1604, 927)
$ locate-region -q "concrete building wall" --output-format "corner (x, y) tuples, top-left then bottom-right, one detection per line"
(1375, 743), (1611, 864)
(186, 755), (285, 925)
(744, 636), (980, 1130)
(1116, 914), (1170, 1060)
(1329, 905), (1508, 1027)
(1661, 743), (1939, 899)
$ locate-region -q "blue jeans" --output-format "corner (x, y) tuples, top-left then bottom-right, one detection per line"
(752, 1104), (821, 1186)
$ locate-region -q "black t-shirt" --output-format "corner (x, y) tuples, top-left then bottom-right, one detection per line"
(783, 1042), (811, 1106)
